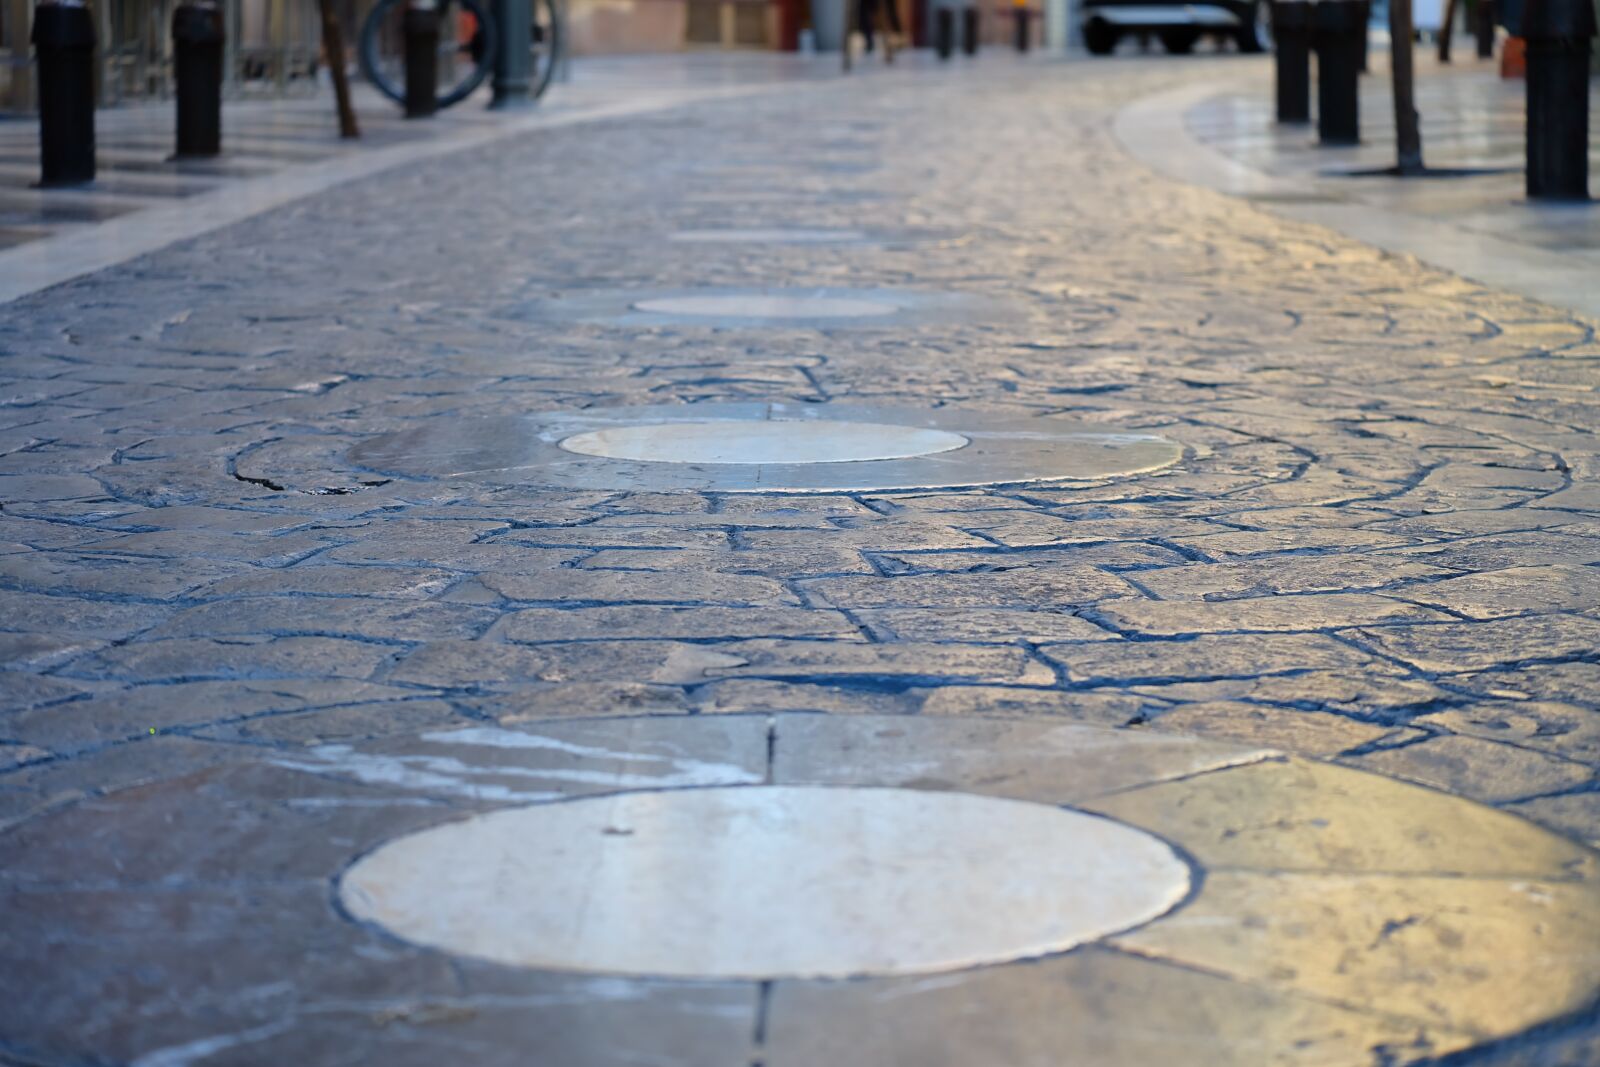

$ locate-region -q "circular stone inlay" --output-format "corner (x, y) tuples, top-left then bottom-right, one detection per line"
(631, 294), (897, 319)
(670, 228), (868, 244)
(339, 785), (1191, 980)
(559, 420), (969, 465)
(345, 402), (1185, 494)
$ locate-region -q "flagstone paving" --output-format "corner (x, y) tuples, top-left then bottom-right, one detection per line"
(0, 53), (1597, 1066)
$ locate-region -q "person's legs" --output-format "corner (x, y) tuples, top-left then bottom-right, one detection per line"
(884, 0), (903, 35)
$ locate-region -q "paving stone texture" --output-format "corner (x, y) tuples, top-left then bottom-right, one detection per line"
(0, 53), (1598, 1066)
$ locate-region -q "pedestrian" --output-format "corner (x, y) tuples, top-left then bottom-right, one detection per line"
(859, 0), (904, 51)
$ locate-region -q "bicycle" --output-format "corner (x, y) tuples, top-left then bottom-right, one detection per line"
(358, 0), (561, 110)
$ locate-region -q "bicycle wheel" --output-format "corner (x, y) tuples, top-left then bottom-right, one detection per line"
(527, 0), (560, 100)
(1236, 0), (1270, 51)
(359, 0), (499, 110)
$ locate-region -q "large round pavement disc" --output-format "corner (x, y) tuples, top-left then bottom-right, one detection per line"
(3, 714), (1596, 1066)
(557, 419), (971, 465)
(668, 228), (871, 244)
(347, 402), (1184, 493)
(497, 287), (1011, 328)
(340, 785), (1191, 979)
(631, 295), (896, 319)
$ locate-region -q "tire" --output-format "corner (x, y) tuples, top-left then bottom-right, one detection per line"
(1161, 27), (1201, 52)
(1084, 17), (1119, 54)
(360, 0), (498, 110)
(528, 0), (560, 100)
(1235, 0), (1268, 51)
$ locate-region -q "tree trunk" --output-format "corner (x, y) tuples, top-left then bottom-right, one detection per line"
(318, 0), (361, 138)
(1391, 0), (1425, 173)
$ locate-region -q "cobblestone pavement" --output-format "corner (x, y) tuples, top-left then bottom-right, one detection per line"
(1, 52), (1598, 1066)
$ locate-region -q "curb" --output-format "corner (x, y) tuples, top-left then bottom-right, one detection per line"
(0, 80), (807, 307)
(1112, 78), (1600, 321)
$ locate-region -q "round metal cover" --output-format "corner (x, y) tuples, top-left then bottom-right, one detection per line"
(631, 295), (897, 319)
(340, 785), (1191, 980)
(669, 228), (870, 244)
(347, 402), (1184, 493)
(497, 287), (1008, 328)
(557, 419), (970, 465)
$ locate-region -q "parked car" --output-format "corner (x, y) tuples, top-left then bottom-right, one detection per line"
(1081, 0), (1269, 53)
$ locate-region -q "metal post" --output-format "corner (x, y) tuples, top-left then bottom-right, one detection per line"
(315, 0), (360, 138)
(554, 0), (572, 82)
(1046, 0), (1067, 49)
(270, 0), (286, 93)
(1014, 3), (1028, 49)
(962, 4), (978, 51)
(491, 0), (531, 106)
(222, 0), (240, 96)
(172, 1), (224, 157)
(91, 0), (112, 106)
(1390, 0), (1425, 172)
(1272, 0), (1311, 123)
(31, 0), (96, 186)
(1475, 0), (1496, 55)
(936, 4), (954, 56)
(1314, 0), (1362, 145)
(1523, 0), (1594, 199)
(403, 0), (439, 117)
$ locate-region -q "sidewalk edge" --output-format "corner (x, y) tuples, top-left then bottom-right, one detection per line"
(1113, 80), (1600, 321)
(0, 84), (774, 307)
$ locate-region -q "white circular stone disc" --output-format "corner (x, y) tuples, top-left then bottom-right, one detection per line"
(559, 420), (970, 465)
(669, 228), (868, 244)
(339, 786), (1191, 980)
(632, 295), (897, 319)
(346, 403), (1185, 493)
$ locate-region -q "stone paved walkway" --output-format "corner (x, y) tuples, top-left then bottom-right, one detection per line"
(1, 52), (1598, 1066)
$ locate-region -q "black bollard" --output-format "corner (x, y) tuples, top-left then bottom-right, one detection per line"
(1475, 0), (1496, 55)
(962, 5), (978, 53)
(403, 0), (440, 118)
(31, 0), (96, 187)
(1523, 0), (1594, 199)
(1272, 0), (1312, 124)
(172, 1), (224, 158)
(935, 5), (954, 57)
(1314, 1), (1363, 145)
(1014, 4), (1028, 50)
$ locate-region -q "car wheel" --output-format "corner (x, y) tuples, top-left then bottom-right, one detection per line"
(1161, 27), (1201, 52)
(1235, 0), (1269, 51)
(1084, 17), (1119, 53)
